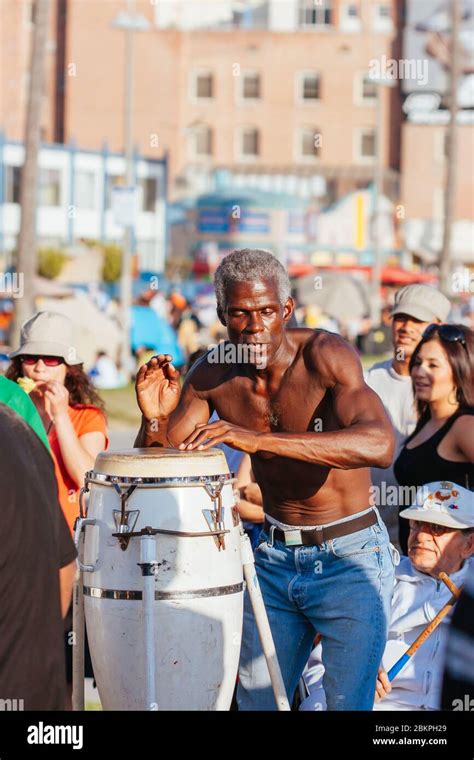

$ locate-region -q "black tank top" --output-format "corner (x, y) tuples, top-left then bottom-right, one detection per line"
(394, 409), (474, 491)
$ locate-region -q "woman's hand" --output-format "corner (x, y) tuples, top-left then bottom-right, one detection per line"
(42, 381), (70, 422)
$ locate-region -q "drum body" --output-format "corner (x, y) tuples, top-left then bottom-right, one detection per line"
(81, 448), (243, 711)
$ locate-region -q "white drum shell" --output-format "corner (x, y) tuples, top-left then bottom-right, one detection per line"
(82, 449), (243, 711)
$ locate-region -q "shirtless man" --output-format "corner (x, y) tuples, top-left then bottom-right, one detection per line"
(134, 248), (397, 710)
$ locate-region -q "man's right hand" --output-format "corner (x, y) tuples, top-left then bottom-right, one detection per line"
(135, 354), (181, 421)
(374, 668), (392, 703)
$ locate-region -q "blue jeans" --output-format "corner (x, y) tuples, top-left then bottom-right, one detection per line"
(237, 510), (395, 711)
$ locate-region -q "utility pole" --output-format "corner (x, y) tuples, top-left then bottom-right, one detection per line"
(11, 0), (51, 346)
(439, 0), (461, 297)
(370, 82), (384, 328)
(113, 1), (149, 380)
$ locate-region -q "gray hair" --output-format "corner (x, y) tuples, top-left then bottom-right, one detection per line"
(214, 248), (291, 312)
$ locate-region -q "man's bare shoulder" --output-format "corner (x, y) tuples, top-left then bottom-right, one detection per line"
(303, 329), (364, 386)
(184, 347), (233, 394)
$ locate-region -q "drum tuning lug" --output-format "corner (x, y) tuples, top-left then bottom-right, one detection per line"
(113, 509), (140, 550)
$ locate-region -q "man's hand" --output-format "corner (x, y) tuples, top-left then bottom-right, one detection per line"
(135, 354), (181, 421)
(374, 668), (392, 703)
(179, 420), (261, 454)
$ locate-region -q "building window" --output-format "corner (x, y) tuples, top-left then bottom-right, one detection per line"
(189, 126), (213, 157)
(298, 72), (321, 102)
(241, 72), (261, 100)
(106, 175), (125, 208)
(355, 73), (377, 104)
(373, 4), (392, 32)
(4, 165), (22, 204)
(298, 0), (332, 27)
(239, 127), (260, 158)
(298, 128), (321, 160)
(38, 168), (61, 206)
(140, 177), (158, 212)
(192, 71), (214, 100)
(75, 171), (96, 210)
(340, 3), (361, 32)
(356, 128), (376, 161)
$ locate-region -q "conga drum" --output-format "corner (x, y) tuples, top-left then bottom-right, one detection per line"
(77, 448), (243, 710)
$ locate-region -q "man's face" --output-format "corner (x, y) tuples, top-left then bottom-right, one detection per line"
(218, 278), (293, 368)
(391, 313), (432, 360)
(408, 519), (474, 576)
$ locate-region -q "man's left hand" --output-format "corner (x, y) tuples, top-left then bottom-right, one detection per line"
(179, 420), (261, 454)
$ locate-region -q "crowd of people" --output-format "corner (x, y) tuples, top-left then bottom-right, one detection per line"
(0, 247), (472, 712)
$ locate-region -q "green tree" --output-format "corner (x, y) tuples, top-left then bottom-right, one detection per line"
(102, 244), (123, 283)
(37, 247), (66, 279)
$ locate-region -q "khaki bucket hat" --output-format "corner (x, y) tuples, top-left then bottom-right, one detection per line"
(9, 311), (83, 365)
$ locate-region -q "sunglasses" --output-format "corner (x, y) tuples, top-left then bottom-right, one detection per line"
(20, 355), (65, 367)
(409, 519), (464, 537)
(422, 324), (467, 347)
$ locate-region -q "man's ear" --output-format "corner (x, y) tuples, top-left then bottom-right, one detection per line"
(217, 306), (226, 327)
(462, 532), (474, 560)
(283, 297), (294, 323)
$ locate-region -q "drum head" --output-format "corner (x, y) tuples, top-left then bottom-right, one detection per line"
(93, 448), (230, 478)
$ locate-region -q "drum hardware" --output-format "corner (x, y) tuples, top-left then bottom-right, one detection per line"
(202, 475), (226, 550)
(73, 517), (99, 572)
(111, 524), (230, 551)
(79, 484), (90, 518)
(113, 510), (140, 549)
(138, 533), (159, 710)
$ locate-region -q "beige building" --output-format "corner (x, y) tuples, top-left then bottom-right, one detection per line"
(1, 0), (402, 202)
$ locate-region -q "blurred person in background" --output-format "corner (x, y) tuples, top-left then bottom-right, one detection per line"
(0, 404), (77, 710)
(89, 350), (124, 390)
(365, 285), (451, 545)
(394, 324), (474, 554)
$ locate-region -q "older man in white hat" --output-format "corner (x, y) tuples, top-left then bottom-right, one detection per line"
(365, 285), (452, 542)
(300, 480), (473, 711)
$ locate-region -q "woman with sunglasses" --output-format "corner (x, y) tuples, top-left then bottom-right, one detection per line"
(8, 311), (109, 535)
(394, 324), (474, 554)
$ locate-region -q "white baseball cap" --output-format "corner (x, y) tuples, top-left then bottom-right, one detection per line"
(400, 481), (474, 530)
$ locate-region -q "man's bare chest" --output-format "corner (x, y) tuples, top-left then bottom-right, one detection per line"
(210, 371), (335, 434)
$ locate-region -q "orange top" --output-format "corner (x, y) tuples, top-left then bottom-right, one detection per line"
(49, 404), (109, 534)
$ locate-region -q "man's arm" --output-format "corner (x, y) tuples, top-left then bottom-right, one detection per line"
(134, 355), (211, 447)
(181, 334), (395, 469)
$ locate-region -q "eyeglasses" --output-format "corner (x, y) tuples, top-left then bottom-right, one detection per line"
(20, 355), (64, 367)
(409, 519), (461, 537)
(422, 324), (467, 347)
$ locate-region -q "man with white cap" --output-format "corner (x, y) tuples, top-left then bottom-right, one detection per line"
(300, 480), (473, 711)
(365, 285), (452, 543)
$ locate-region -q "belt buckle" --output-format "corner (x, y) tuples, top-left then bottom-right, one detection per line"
(284, 529), (302, 546)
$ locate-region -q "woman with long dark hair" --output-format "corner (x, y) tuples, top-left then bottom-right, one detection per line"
(8, 311), (108, 534)
(394, 324), (474, 554)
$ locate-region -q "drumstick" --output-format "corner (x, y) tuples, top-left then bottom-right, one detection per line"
(387, 572), (463, 682)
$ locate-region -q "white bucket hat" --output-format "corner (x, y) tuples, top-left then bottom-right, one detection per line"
(400, 481), (474, 531)
(9, 311), (83, 365)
